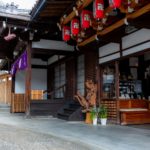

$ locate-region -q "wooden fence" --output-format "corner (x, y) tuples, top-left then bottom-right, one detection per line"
(0, 74), (12, 104)
(31, 90), (44, 100)
(11, 93), (25, 113)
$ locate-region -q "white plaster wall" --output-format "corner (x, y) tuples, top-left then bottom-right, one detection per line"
(122, 28), (150, 49)
(15, 70), (25, 93)
(31, 58), (47, 65)
(123, 41), (150, 56)
(99, 53), (120, 64)
(31, 68), (47, 90)
(15, 69), (47, 94)
(32, 39), (74, 51)
(48, 55), (59, 65)
(99, 42), (120, 57)
(48, 55), (65, 65)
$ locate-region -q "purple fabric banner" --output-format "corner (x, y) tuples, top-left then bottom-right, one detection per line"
(18, 51), (27, 70)
(10, 50), (28, 75)
(10, 63), (17, 75)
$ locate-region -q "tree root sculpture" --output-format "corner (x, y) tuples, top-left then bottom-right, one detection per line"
(74, 80), (97, 112)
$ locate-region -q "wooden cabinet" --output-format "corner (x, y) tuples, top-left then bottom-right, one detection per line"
(118, 99), (150, 125)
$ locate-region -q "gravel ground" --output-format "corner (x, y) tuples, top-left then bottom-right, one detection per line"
(0, 124), (92, 150)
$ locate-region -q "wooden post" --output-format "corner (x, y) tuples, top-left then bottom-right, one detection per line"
(115, 61), (120, 124)
(99, 65), (103, 100)
(25, 41), (32, 117)
(96, 64), (101, 107)
(115, 61), (119, 99)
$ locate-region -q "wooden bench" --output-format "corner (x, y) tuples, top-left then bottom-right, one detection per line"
(118, 100), (150, 125)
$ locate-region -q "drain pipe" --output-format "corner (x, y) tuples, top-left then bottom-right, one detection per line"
(30, 0), (47, 21)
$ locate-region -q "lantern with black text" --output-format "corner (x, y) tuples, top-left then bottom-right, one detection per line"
(71, 18), (80, 36)
(62, 26), (70, 41)
(109, 0), (121, 8)
(93, 0), (104, 20)
(81, 10), (91, 29)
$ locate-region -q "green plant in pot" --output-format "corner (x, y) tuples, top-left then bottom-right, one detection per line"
(90, 106), (99, 125)
(99, 105), (107, 125)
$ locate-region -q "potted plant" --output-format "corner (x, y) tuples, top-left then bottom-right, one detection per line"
(90, 106), (99, 125)
(99, 105), (107, 125)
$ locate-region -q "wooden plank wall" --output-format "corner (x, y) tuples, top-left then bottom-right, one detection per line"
(11, 93), (25, 113)
(0, 74), (12, 104)
(31, 90), (44, 100)
(101, 100), (117, 124)
(85, 50), (98, 81)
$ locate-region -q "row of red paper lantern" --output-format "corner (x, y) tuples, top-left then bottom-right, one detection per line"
(62, 0), (121, 41)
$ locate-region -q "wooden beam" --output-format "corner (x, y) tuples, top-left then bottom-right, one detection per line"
(25, 41), (32, 117)
(45, 5), (68, 9)
(41, 6), (67, 12)
(32, 64), (47, 69)
(61, 0), (93, 25)
(41, 10), (65, 14)
(0, 12), (30, 21)
(40, 12), (62, 16)
(78, 3), (150, 46)
(46, 1), (72, 5)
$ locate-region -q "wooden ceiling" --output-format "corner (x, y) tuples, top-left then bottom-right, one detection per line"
(39, 0), (74, 18)
(31, 0), (75, 24)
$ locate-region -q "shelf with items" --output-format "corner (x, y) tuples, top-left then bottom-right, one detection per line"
(101, 63), (116, 100)
(119, 80), (143, 99)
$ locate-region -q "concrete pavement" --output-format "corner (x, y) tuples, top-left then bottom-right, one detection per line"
(0, 105), (150, 150)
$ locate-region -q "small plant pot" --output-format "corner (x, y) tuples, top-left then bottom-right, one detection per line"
(101, 118), (107, 125)
(93, 117), (98, 125)
(85, 112), (92, 124)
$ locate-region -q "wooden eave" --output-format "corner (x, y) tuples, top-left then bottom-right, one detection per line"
(57, 0), (150, 47)
(78, 3), (150, 46)
(60, 0), (93, 25)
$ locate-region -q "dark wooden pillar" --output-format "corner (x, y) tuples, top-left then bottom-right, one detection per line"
(115, 61), (120, 124)
(96, 64), (101, 106)
(25, 41), (32, 117)
(115, 61), (119, 99)
(11, 76), (15, 93)
(99, 65), (103, 100)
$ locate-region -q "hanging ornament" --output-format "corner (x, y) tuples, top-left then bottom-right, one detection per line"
(62, 26), (70, 41)
(93, 0), (104, 20)
(108, 0), (121, 9)
(71, 18), (80, 36)
(4, 27), (16, 41)
(81, 10), (91, 29)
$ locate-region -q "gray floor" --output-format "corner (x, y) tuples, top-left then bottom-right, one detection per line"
(0, 106), (150, 150)
(128, 124), (150, 130)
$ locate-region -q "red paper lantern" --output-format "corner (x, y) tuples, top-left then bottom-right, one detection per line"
(81, 10), (91, 29)
(109, 0), (121, 8)
(71, 18), (80, 36)
(93, 0), (104, 20)
(62, 26), (70, 41)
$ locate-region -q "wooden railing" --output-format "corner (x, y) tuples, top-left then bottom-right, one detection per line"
(44, 84), (66, 100)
